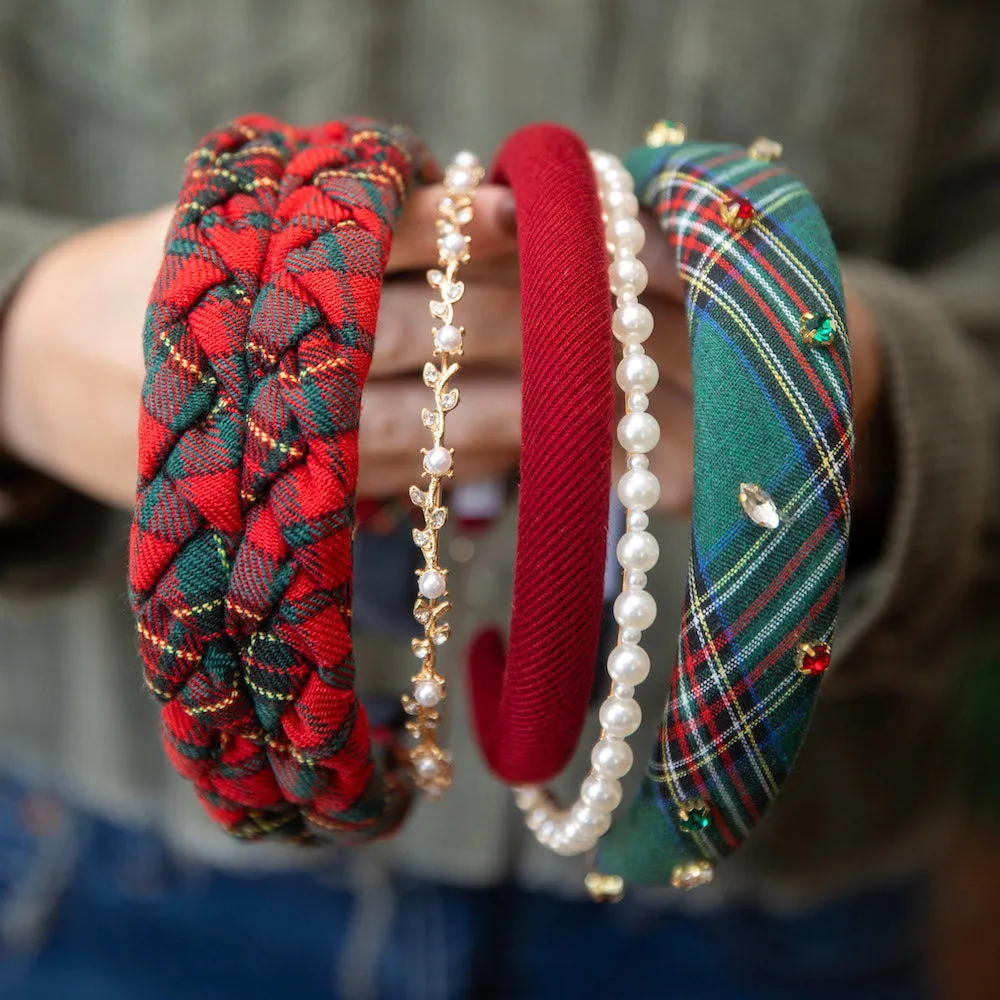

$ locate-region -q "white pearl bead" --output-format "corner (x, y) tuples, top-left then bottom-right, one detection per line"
(603, 188), (639, 219)
(515, 787), (541, 811)
(452, 150), (480, 170)
(616, 354), (659, 394)
(609, 258), (648, 296)
(599, 696), (642, 737)
(613, 589), (657, 630)
(613, 682), (635, 700)
(601, 166), (634, 193)
(424, 446), (453, 475)
(561, 819), (592, 848)
(439, 231), (467, 260)
(413, 678), (443, 707)
(435, 324), (463, 352)
(418, 570), (447, 599)
(539, 818), (558, 843)
(590, 150), (615, 174)
(607, 643), (650, 685)
(446, 167), (474, 194)
(628, 392), (649, 412)
(581, 773), (623, 811)
(572, 803), (613, 837)
(625, 570), (647, 590)
(626, 511), (648, 531)
(592, 738), (633, 778)
(612, 303), (654, 344)
(628, 455), (649, 471)
(414, 756), (443, 778)
(620, 627), (641, 645)
(617, 412), (660, 454)
(617, 530), (660, 572)
(618, 468), (660, 511)
(525, 806), (549, 832)
(608, 217), (645, 254)
(623, 343), (644, 357)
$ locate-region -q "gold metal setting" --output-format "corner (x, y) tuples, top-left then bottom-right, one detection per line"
(670, 860), (715, 891)
(718, 196), (756, 234)
(584, 871), (625, 903)
(404, 153), (484, 798)
(748, 136), (783, 162)
(644, 119), (688, 148)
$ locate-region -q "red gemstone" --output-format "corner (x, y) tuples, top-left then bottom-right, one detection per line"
(798, 642), (831, 676)
(735, 198), (754, 219)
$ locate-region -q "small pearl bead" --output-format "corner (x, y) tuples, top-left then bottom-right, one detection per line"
(607, 643), (650, 685)
(539, 818), (558, 843)
(414, 756), (443, 778)
(413, 678), (443, 707)
(613, 682), (635, 700)
(439, 231), (467, 260)
(618, 468), (661, 511)
(618, 412), (660, 453)
(628, 455), (649, 471)
(599, 696), (642, 737)
(608, 216), (646, 254)
(452, 150), (480, 170)
(424, 446), (453, 475)
(603, 188), (639, 219)
(617, 530), (660, 572)
(418, 570), (447, 599)
(620, 627), (641, 645)
(435, 324), (463, 352)
(592, 738), (633, 778)
(625, 570), (647, 590)
(609, 258), (648, 296)
(616, 354), (659, 393)
(561, 819), (591, 848)
(627, 392), (649, 412)
(623, 343), (644, 357)
(614, 589), (657, 630)
(626, 511), (649, 531)
(581, 773), (623, 811)
(616, 290), (639, 307)
(612, 303), (654, 344)
(446, 167), (474, 194)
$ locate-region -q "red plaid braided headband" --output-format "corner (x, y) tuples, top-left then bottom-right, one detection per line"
(129, 116), (435, 841)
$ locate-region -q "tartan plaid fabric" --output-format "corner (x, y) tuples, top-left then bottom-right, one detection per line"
(129, 115), (433, 842)
(597, 142), (853, 884)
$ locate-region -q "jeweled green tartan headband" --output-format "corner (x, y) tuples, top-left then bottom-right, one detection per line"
(594, 127), (853, 890)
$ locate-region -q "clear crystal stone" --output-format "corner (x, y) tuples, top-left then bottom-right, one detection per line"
(440, 390), (459, 411)
(739, 483), (780, 529)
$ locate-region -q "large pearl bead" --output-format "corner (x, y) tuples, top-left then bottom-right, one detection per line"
(617, 412), (660, 454)
(581, 773), (623, 811)
(603, 188), (639, 219)
(424, 446), (453, 475)
(572, 803), (613, 838)
(607, 643), (651, 685)
(616, 530), (660, 572)
(613, 589), (657, 630)
(592, 738), (633, 778)
(609, 257), (648, 296)
(590, 150), (615, 174)
(435, 324), (463, 352)
(599, 696), (642, 738)
(418, 570), (447, 599)
(413, 678), (443, 707)
(612, 303), (654, 344)
(617, 468), (660, 511)
(608, 216), (645, 255)
(439, 231), (467, 260)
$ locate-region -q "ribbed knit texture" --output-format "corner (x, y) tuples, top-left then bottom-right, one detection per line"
(466, 124), (614, 784)
(129, 115), (433, 842)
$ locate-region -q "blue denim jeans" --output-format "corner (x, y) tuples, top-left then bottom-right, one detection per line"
(0, 778), (934, 1000)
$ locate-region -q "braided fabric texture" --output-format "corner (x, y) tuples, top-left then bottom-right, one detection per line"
(598, 143), (853, 883)
(468, 124), (613, 784)
(129, 115), (433, 842)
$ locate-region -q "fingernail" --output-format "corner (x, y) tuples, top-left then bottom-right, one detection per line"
(497, 192), (517, 236)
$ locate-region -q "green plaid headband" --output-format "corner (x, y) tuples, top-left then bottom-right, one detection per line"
(595, 128), (853, 890)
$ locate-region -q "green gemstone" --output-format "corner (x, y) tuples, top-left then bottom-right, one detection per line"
(678, 801), (711, 834)
(805, 314), (835, 346)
